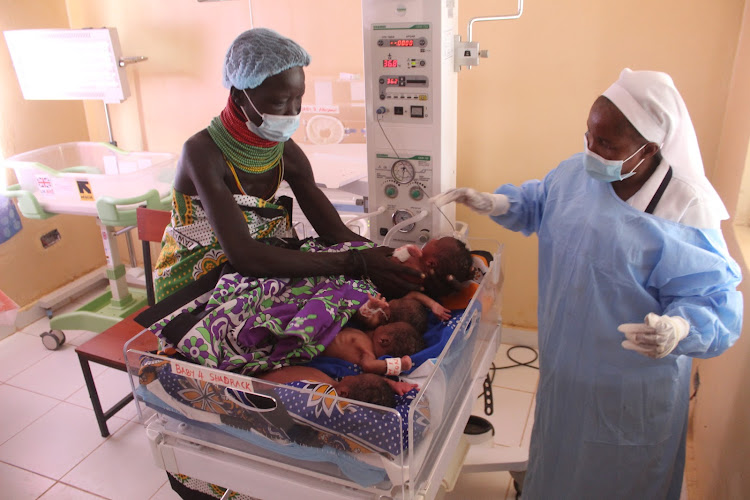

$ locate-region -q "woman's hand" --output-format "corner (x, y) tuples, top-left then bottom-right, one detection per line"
(358, 246), (424, 299)
(422, 270), (464, 299)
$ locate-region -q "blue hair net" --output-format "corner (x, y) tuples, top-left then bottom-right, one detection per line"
(222, 28), (311, 90)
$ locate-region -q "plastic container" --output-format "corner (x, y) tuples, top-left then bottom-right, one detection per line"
(4, 142), (176, 218)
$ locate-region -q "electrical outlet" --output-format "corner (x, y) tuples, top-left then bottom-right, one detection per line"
(40, 229), (61, 249)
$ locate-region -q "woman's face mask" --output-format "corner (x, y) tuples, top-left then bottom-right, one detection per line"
(241, 89), (300, 142)
(583, 134), (648, 182)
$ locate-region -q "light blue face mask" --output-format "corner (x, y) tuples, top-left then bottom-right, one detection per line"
(583, 134), (648, 182)
(241, 89), (300, 142)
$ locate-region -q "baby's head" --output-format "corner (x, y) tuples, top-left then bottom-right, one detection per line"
(388, 297), (428, 333)
(421, 237), (474, 299)
(335, 373), (396, 407)
(370, 321), (425, 358)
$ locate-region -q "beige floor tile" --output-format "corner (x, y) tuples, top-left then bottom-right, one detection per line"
(62, 420), (171, 500)
(6, 343), (105, 400)
(0, 461), (55, 500)
(0, 384), (59, 445)
(0, 401), (128, 479)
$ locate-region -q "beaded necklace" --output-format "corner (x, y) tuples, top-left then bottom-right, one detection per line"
(206, 97), (284, 174)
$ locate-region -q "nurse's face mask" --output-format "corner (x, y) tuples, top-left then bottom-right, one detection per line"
(583, 134), (648, 182)
(240, 89), (300, 142)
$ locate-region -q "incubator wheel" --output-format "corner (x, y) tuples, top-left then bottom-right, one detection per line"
(41, 330), (66, 350)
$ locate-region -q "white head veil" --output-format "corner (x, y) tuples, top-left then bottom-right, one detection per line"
(602, 68), (729, 222)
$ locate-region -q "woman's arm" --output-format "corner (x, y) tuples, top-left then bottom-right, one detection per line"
(282, 140), (424, 296)
(656, 230), (743, 359)
(180, 133), (423, 293)
(181, 133), (360, 278)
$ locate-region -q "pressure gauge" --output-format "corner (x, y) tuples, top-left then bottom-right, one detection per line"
(392, 209), (416, 232)
(391, 160), (415, 184)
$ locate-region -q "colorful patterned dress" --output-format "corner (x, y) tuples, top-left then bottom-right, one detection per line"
(153, 190), (292, 302)
(150, 240), (377, 376)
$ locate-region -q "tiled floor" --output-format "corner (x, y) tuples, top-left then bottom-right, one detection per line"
(0, 285), (538, 500)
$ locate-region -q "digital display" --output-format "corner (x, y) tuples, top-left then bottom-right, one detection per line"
(386, 77), (400, 85)
(389, 39), (414, 47)
(383, 59), (398, 68)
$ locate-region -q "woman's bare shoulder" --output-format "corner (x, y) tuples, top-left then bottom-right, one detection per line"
(174, 130), (224, 192)
(181, 130), (219, 162)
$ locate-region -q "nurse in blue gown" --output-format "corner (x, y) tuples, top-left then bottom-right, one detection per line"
(441, 69), (743, 499)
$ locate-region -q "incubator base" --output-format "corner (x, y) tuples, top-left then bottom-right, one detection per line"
(461, 398), (534, 475)
(138, 321), (501, 500)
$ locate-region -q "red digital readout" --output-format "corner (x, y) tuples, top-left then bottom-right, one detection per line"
(386, 77), (399, 85)
(389, 39), (414, 47)
(382, 59), (398, 68)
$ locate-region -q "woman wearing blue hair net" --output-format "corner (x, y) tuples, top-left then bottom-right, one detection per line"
(155, 28), (423, 500)
(153, 28), (422, 306)
(442, 69), (743, 499)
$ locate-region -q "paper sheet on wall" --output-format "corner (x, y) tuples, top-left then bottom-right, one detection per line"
(314, 81), (334, 106)
(350, 81), (366, 102)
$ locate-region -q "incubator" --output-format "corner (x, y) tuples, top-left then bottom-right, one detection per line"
(125, 236), (503, 499)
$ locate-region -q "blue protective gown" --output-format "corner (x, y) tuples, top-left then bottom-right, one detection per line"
(491, 154), (742, 500)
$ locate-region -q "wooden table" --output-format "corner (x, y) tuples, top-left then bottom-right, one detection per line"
(75, 308), (158, 437)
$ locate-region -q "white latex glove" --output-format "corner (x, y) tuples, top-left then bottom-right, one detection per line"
(618, 313), (690, 359)
(436, 188), (510, 216)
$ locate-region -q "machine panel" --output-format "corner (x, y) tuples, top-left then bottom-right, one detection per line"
(363, 3), (458, 245)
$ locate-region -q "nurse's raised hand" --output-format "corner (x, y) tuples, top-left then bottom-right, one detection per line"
(358, 246), (424, 299)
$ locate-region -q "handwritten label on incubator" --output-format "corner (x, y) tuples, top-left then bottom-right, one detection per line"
(301, 104), (340, 114)
(170, 359), (256, 392)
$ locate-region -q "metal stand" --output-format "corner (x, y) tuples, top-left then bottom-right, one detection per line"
(102, 55), (149, 147)
(104, 102), (117, 147)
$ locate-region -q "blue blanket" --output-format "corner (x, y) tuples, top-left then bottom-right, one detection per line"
(306, 309), (466, 378)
